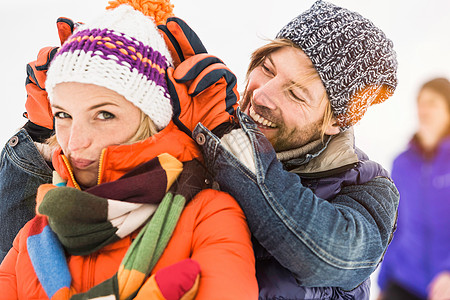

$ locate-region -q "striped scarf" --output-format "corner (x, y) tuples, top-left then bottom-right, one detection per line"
(27, 153), (204, 299)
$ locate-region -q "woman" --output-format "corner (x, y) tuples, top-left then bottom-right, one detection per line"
(0, 2), (257, 299)
(377, 78), (450, 300)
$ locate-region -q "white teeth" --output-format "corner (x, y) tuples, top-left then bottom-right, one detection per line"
(249, 107), (277, 128)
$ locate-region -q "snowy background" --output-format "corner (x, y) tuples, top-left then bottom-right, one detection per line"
(1, 0), (449, 298)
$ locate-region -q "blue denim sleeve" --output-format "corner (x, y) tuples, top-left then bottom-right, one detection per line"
(193, 120), (399, 290)
(0, 129), (52, 262)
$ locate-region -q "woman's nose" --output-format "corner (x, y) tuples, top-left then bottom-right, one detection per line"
(67, 122), (92, 152)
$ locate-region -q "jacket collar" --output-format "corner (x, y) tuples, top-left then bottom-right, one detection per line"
(52, 122), (201, 188)
(281, 127), (359, 176)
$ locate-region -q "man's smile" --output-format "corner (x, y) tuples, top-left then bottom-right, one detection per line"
(249, 106), (277, 128)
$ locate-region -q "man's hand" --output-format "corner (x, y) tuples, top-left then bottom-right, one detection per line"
(158, 17), (207, 68)
(159, 17), (238, 137)
(167, 54), (239, 137)
(24, 17), (79, 130)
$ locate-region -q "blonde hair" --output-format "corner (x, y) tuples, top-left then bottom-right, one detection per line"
(241, 38), (335, 141)
(47, 110), (158, 149)
(127, 111), (158, 144)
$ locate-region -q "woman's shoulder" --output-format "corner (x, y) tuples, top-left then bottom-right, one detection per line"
(177, 188), (246, 232)
(186, 189), (241, 213)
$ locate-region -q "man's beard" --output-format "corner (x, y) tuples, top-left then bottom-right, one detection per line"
(243, 92), (323, 152)
(270, 117), (323, 152)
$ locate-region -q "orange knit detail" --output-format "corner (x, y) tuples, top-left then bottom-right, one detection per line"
(106, 0), (174, 25)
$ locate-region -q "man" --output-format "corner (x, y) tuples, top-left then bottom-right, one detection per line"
(193, 1), (399, 299)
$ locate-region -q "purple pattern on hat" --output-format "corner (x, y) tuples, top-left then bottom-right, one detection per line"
(57, 28), (169, 93)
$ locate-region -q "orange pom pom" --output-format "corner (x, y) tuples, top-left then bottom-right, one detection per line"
(106, 0), (174, 25)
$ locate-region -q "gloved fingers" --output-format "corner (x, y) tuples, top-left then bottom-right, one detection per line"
(26, 47), (58, 89)
(171, 54), (238, 114)
(188, 63), (237, 97)
(24, 85), (54, 129)
(167, 68), (192, 136)
(34, 46), (59, 71)
(158, 17), (207, 67)
(172, 54), (223, 82)
(188, 63), (239, 117)
(56, 17), (81, 45)
(23, 16), (79, 132)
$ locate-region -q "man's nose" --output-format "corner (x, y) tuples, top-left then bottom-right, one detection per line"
(252, 80), (279, 110)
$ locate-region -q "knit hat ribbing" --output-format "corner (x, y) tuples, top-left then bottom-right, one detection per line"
(46, 4), (173, 130)
(276, 0), (398, 129)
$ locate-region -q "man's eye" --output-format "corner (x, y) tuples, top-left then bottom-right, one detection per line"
(54, 112), (71, 119)
(289, 90), (306, 103)
(261, 63), (274, 76)
(97, 111), (115, 120)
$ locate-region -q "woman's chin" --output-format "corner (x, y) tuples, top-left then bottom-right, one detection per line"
(74, 172), (97, 189)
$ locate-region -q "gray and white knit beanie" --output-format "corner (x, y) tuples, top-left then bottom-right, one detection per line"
(276, 0), (398, 129)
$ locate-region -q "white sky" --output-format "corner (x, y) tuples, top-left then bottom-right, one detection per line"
(0, 1), (449, 295)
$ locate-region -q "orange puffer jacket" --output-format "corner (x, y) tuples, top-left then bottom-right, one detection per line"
(0, 122), (258, 299)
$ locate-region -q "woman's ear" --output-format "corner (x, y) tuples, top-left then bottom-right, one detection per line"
(324, 119), (341, 136)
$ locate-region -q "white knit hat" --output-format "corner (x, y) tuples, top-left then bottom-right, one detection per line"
(46, 4), (173, 130)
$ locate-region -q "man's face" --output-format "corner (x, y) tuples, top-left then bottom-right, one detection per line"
(243, 46), (338, 152)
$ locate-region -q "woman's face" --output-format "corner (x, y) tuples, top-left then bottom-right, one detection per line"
(417, 87), (450, 136)
(52, 82), (141, 188)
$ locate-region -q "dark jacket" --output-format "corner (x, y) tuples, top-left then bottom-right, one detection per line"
(194, 109), (399, 299)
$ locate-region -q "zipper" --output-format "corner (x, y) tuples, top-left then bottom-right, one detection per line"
(61, 155), (81, 190)
(83, 253), (98, 291)
(61, 150), (106, 188)
(295, 162), (359, 179)
(97, 148), (107, 185)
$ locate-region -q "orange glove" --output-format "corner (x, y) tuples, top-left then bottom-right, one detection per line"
(24, 46), (58, 130)
(23, 17), (80, 141)
(158, 17), (207, 68)
(158, 17), (238, 137)
(167, 54), (239, 137)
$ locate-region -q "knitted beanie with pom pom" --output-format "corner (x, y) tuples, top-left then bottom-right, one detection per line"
(47, 1), (174, 130)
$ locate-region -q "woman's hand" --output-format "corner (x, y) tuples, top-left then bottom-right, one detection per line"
(428, 271), (450, 300)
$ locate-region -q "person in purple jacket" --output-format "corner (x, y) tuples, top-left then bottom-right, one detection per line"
(377, 77), (450, 300)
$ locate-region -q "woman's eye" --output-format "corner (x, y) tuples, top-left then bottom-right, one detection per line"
(97, 111), (115, 120)
(54, 112), (71, 119)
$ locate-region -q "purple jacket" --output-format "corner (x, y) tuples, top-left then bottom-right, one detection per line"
(378, 136), (450, 298)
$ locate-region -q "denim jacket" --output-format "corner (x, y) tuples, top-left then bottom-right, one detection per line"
(0, 129), (52, 262)
(193, 109), (399, 298)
